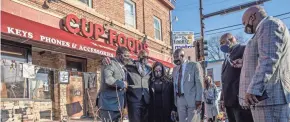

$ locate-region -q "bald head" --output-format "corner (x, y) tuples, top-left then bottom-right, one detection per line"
(220, 33), (237, 45)
(174, 48), (184, 56)
(242, 6), (267, 34)
(173, 48), (185, 65)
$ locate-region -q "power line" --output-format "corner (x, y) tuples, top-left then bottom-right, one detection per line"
(204, 27), (243, 36)
(194, 16), (290, 38)
(202, 24), (242, 33)
(174, 0), (228, 11)
(281, 16), (290, 20)
(194, 12), (290, 35)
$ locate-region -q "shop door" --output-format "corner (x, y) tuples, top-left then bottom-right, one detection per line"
(66, 56), (87, 119)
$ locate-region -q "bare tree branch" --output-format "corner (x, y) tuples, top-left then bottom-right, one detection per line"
(206, 36), (224, 61)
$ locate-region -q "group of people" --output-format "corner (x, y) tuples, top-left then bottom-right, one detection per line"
(97, 46), (204, 122)
(220, 5), (290, 122)
(96, 5), (290, 122)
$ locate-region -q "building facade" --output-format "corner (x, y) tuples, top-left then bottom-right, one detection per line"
(1, 0), (174, 121)
(206, 60), (223, 87)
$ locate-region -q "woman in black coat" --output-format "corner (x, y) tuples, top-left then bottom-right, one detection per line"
(149, 62), (176, 122)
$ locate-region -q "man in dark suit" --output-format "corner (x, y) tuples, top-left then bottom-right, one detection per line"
(100, 50), (151, 122)
(219, 33), (253, 122)
(98, 47), (130, 122)
(126, 50), (151, 122)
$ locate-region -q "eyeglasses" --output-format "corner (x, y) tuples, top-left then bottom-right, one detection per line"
(154, 69), (162, 72)
(122, 54), (130, 58)
(154, 67), (162, 72)
(141, 56), (149, 59)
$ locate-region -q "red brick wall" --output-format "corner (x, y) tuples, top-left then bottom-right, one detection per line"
(92, 0), (171, 45)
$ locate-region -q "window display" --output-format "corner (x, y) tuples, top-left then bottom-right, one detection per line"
(1, 41), (30, 99)
(1, 60), (28, 98)
(30, 68), (54, 100)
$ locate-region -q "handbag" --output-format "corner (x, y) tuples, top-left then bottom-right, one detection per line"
(206, 98), (213, 104)
(205, 87), (216, 104)
(191, 110), (201, 122)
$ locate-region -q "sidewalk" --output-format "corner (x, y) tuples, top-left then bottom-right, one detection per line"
(68, 120), (129, 122)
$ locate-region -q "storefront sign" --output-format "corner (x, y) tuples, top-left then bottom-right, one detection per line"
(1, 11), (174, 68)
(172, 31), (194, 51)
(1, 12), (115, 57)
(5, 26), (114, 57)
(63, 14), (149, 54)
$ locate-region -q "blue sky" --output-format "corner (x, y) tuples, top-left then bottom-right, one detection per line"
(172, 0), (290, 40)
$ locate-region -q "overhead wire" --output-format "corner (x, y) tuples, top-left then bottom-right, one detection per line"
(194, 16), (290, 38)
(174, 0), (229, 11)
(193, 12), (290, 36)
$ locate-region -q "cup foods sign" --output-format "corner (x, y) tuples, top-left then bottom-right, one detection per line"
(172, 31), (194, 51)
(63, 14), (149, 54)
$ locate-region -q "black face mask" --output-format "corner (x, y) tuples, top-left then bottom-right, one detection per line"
(174, 60), (181, 65)
(244, 13), (256, 34)
(245, 24), (254, 34)
(154, 71), (162, 78)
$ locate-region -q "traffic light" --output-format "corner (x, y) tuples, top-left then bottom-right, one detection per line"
(194, 40), (201, 61)
(201, 40), (208, 57)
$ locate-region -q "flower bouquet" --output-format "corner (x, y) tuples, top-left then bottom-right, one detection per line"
(216, 112), (226, 122)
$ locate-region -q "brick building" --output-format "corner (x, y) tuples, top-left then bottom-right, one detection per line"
(1, 0), (174, 121)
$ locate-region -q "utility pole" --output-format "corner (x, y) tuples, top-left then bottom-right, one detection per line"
(198, 0), (207, 76)
(199, 0), (204, 44)
(197, 0), (271, 72)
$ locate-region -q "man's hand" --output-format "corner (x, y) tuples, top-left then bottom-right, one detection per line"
(195, 101), (202, 109)
(102, 57), (111, 65)
(171, 111), (177, 117)
(232, 58), (243, 68)
(171, 111), (177, 121)
(245, 93), (259, 106)
(220, 100), (225, 111)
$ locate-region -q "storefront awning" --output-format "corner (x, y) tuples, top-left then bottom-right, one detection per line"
(1, 11), (174, 68)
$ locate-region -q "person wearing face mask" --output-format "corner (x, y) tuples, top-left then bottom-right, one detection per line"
(172, 48), (203, 122)
(148, 62), (176, 122)
(100, 50), (151, 122)
(233, 6), (290, 122)
(98, 46), (130, 122)
(125, 50), (152, 122)
(219, 33), (253, 122)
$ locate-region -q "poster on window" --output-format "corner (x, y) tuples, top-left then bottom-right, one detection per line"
(66, 76), (83, 118)
(59, 71), (69, 84)
(22, 63), (39, 79)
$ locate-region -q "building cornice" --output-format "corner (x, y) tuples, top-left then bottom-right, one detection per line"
(10, 0), (172, 56)
(159, 0), (175, 10)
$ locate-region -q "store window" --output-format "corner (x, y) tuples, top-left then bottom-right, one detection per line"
(1, 41), (30, 99)
(66, 56), (87, 72)
(124, 0), (136, 28)
(74, 0), (92, 8)
(154, 16), (162, 40)
(29, 68), (54, 100)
